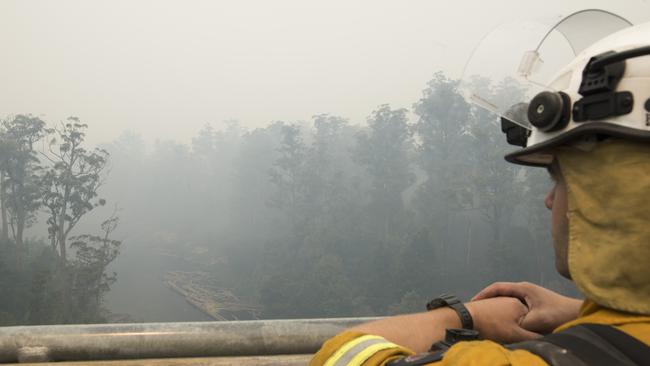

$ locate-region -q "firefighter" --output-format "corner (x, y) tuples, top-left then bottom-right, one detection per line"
(310, 19), (650, 366)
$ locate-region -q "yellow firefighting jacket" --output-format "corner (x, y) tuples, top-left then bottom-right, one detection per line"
(309, 300), (650, 366)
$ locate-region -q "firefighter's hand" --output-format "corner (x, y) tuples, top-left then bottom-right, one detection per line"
(472, 282), (582, 334)
(465, 297), (541, 343)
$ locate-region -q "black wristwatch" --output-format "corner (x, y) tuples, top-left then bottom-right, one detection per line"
(426, 293), (474, 330)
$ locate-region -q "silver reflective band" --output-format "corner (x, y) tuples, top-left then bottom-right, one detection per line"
(332, 338), (392, 366)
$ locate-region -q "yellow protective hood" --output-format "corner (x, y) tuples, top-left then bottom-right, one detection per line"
(557, 139), (650, 315)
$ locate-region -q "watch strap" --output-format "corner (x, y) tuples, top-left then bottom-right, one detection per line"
(426, 294), (474, 330)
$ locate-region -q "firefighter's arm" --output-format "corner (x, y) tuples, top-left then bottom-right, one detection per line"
(310, 297), (543, 366)
(349, 297), (540, 353)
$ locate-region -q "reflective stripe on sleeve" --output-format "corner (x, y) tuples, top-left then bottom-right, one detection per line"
(342, 341), (403, 366)
(323, 335), (403, 366)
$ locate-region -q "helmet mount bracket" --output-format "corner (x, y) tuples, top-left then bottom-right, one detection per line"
(579, 51), (626, 96)
(572, 47), (650, 123)
(572, 50), (633, 122)
(573, 91), (634, 122)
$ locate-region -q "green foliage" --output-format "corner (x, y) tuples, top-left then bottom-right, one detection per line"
(0, 116), (121, 325)
(355, 105), (415, 244)
(268, 123), (307, 218)
(111, 74), (567, 320)
(356, 105), (414, 200)
(0, 115), (47, 248)
(0, 74), (569, 323)
(68, 216), (121, 320)
(0, 238), (116, 325)
(239, 76), (568, 317)
(41, 119), (109, 260)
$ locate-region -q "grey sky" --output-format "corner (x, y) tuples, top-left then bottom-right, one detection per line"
(1, 0), (648, 146)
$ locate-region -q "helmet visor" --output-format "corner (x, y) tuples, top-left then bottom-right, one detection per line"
(460, 10), (632, 130)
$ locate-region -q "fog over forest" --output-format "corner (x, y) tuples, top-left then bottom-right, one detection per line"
(0, 73), (577, 324)
(6, 0), (649, 325)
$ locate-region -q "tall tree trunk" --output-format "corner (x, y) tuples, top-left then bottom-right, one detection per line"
(58, 184), (71, 261)
(0, 171), (8, 242)
(16, 217), (24, 247)
(58, 212), (67, 260)
(15, 180), (25, 248)
(10, 179), (26, 267)
(15, 223), (24, 269)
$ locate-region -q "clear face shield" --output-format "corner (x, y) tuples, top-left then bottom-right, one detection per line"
(460, 9), (633, 132)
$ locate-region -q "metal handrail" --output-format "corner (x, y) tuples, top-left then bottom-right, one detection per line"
(0, 317), (379, 363)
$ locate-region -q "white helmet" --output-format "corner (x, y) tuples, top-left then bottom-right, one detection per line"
(505, 21), (650, 166)
(461, 10), (650, 167)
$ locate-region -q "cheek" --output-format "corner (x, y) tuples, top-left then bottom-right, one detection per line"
(551, 182), (570, 242)
(554, 182), (569, 217)
(545, 186), (556, 210)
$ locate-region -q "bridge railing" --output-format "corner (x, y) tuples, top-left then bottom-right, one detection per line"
(0, 317), (380, 365)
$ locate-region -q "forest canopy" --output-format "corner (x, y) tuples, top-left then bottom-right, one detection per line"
(0, 73), (574, 324)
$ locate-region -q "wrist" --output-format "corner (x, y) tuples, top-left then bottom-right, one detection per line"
(423, 307), (465, 349)
(426, 306), (481, 352)
(566, 298), (583, 315)
(559, 297), (583, 322)
(426, 294), (474, 330)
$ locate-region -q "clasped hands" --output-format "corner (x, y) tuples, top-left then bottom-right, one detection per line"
(465, 282), (582, 344)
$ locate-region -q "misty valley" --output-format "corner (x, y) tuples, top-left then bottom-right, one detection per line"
(0, 73), (577, 325)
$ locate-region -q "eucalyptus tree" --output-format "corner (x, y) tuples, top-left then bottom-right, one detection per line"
(355, 104), (414, 241)
(40, 118), (109, 261)
(268, 123), (307, 228)
(0, 115), (46, 249)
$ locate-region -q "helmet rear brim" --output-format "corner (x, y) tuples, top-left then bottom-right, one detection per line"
(505, 122), (650, 167)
